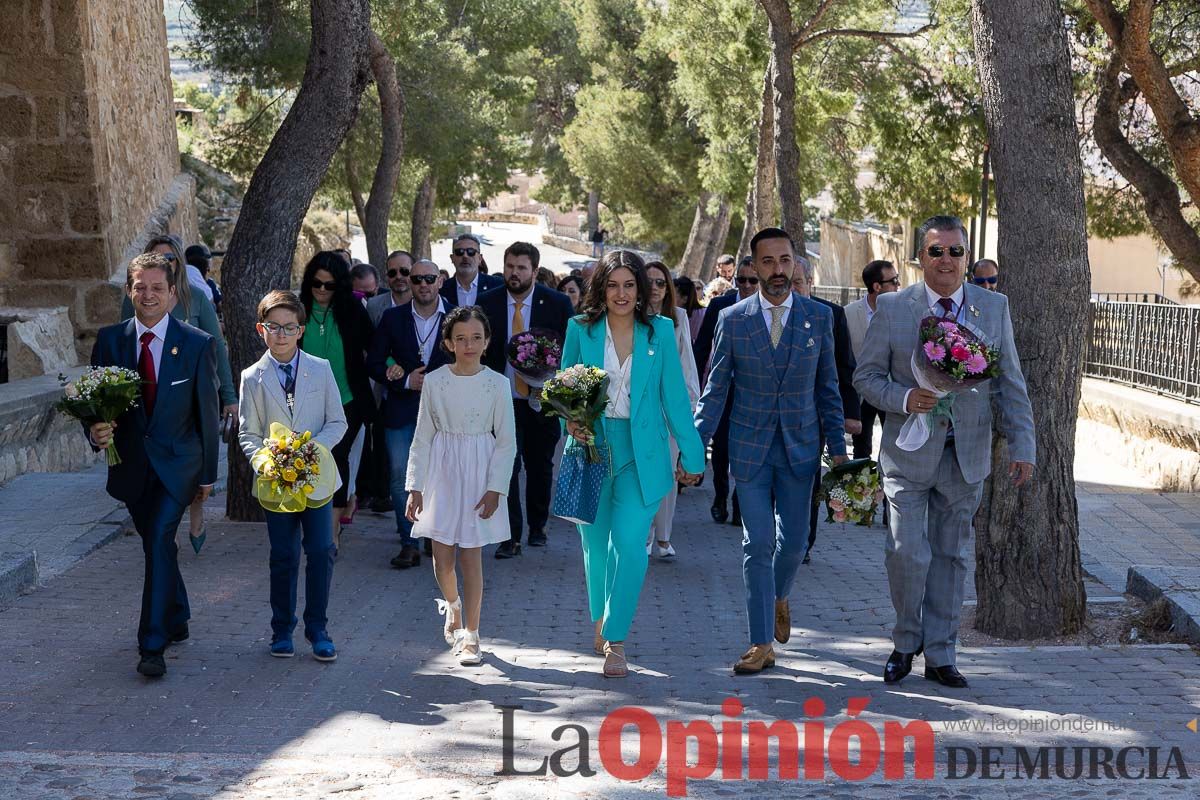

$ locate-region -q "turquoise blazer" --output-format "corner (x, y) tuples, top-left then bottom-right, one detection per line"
(562, 314), (706, 507)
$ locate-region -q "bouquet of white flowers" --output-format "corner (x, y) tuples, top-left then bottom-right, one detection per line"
(56, 367), (142, 465)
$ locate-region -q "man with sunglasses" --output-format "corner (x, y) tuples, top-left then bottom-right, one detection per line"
(845, 260), (900, 462)
(854, 215), (1035, 690)
(367, 251), (414, 327)
(367, 259), (455, 568)
(440, 233), (502, 307)
(692, 256), (759, 526)
(970, 259), (999, 290)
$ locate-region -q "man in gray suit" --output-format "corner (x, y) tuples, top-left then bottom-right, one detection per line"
(844, 259), (900, 459)
(853, 215), (1035, 689)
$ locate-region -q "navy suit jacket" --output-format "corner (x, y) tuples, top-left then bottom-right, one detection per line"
(477, 284), (574, 376)
(692, 289), (739, 376)
(439, 272), (503, 306)
(90, 316), (220, 507)
(365, 300), (455, 428)
(812, 295), (860, 421)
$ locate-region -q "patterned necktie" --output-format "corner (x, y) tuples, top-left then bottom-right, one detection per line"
(138, 331), (157, 416)
(511, 299), (530, 397)
(769, 305), (785, 348)
(938, 297), (955, 317)
(280, 363), (296, 410)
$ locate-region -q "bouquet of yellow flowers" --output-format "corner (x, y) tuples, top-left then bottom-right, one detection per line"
(250, 422), (337, 513)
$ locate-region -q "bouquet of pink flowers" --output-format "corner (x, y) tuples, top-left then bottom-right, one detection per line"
(507, 328), (563, 411)
(817, 458), (883, 526)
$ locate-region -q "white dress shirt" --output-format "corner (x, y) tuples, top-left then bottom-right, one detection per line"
(506, 291), (534, 399)
(413, 299), (446, 365)
(267, 351), (301, 391)
(866, 300), (878, 325)
(455, 274), (480, 307)
(603, 320), (633, 419)
(760, 291), (794, 334)
(925, 284), (965, 317)
(133, 314), (170, 378)
(186, 264), (214, 302)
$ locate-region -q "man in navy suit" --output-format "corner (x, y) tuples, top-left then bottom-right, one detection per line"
(367, 258), (455, 568)
(478, 242), (574, 557)
(440, 233), (503, 307)
(88, 253), (219, 678)
(695, 228), (847, 675)
(693, 256), (756, 526)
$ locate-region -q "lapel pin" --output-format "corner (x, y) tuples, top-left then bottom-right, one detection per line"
(806, 337), (814, 347)
(648, 349), (655, 356)
(804, 320), (811, 329)
(970, 305), (980, 317)
(170, 346), (178, 355)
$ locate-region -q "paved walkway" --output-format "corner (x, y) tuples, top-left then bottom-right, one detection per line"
(0, 446), (1197, 797)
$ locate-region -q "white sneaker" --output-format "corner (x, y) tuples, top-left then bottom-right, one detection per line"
(653, 543), (676, 559)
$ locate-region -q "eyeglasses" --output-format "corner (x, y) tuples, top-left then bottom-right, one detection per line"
(310, 279), (337, 291)
(387, 267), (410, 278)
(158, 252), (177, 262)
(880, 277), (901, 287)
(410, 274), (438, 285)
(452, 248), (478, 257)
(735, 276), (759, 285)
(261, 322), (301, 337)
(972, 276), (998, 285)
(926, 244), (966, 259)
(650, 278), (668, 288)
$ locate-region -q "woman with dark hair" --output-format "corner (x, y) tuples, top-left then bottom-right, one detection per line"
(560, 250), (705, 677)
(299, 251), (377, 549)
(557, 274), (584, 312)
(121, 234), (236, 550)
(643, 261), (701, 560)
(673, 276), (705, 343)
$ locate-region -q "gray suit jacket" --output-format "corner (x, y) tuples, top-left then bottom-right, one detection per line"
(852, 281), (1035, 485)
(845, 297), (870, 361)
(238, 350), (350, 490)
(366, 291), (401, 328)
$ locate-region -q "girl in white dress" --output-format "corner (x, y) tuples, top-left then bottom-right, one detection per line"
(406, 306), (517, 665)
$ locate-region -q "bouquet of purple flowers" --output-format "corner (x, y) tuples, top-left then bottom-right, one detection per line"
(507, 328), (563, 410)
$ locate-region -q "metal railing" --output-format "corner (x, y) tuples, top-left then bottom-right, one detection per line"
(1091, 292), (1178, 305)
(1085, 300), (1200, 403)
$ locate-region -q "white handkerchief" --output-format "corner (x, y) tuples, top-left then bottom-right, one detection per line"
(170, 378), (190, 386)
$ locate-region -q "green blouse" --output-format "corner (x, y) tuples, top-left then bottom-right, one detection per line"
(302, 303), (353, 405)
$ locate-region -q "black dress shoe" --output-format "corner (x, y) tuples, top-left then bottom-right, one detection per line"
(167, 624), (190, 646)
(137, 653), (166, 678)
(391, 545), (419, 569)
(729, 511), (742, 527)
(883, 649), (917, 684)
(495, 540), (521, 559)
(710, 503), (728, 524)
(925, 665), (969, 688)
(528, 530), (547, 547)
(801, 547), (812, 565)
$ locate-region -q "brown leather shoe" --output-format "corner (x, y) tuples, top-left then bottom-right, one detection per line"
(733, 644), (775, 674)
(774, 599), (791, 643)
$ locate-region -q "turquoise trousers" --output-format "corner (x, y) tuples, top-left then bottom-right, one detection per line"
(578, 418), (660, 641)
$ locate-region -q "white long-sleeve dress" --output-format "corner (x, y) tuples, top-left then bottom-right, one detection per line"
(405, 366), (517, 547)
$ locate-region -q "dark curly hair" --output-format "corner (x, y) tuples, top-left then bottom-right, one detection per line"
(439, 305), (492, 355)
(298, 251), (359, 337)
(576, 250), (656, 336)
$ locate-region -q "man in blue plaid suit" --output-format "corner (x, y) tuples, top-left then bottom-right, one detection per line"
(696, 227), (848, 674)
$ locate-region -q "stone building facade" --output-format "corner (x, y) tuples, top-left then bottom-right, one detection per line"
(0, 0), (197, 377)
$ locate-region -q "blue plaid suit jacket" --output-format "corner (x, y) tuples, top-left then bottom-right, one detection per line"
(695, 292), (847, 482)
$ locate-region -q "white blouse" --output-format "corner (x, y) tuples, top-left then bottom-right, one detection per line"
(603, 320), (633, 419)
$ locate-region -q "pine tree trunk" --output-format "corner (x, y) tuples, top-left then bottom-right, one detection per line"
(678, 192), (731, 280)
(760, 1), (805, 238)
(411, 170), (436, 260)
(586, 189), (601, 236)
(221, 0), (372, 522)
(363, 30), (405, 270)
(969, 0), (1088, 637)
(739, 61), (778, 262)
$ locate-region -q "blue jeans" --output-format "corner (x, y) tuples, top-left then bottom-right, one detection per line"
(265, 504), (334, 642)
(385, 423), (416, 544)
(735, 431), (816, 645)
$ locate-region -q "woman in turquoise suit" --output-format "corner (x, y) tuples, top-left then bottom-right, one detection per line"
(560, 250), (705, 678)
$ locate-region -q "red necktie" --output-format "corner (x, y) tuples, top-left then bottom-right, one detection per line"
(938, 297), (955, 317)
(138, 331), (157, 416)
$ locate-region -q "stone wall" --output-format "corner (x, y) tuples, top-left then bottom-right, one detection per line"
(0, 370), (100, 488)
(0, 0), (196, 367)
(817, 218), (921, 288)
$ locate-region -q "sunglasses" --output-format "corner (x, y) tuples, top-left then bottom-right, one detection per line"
(452, 248), (478, 257)
(410, 274), (438, 285)
(972, 276), (998, 285)
(735, 276), (759, 285)
(156, 252), (177, 262)
(650, 278), (668, 288)
(387, 267), (410, 278)
(926, 244), (966, 259)
(310, 279), (337, 291)
(880, 277), (901, 287)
